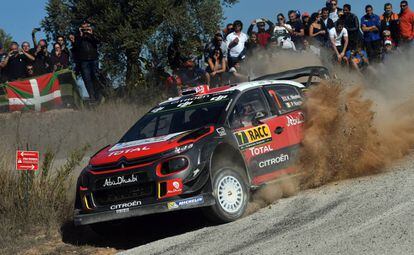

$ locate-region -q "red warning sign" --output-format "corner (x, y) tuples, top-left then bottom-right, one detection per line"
(16, 150), (39, 171)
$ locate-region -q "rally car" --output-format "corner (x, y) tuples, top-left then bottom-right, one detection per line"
(74, 66), (330, 229)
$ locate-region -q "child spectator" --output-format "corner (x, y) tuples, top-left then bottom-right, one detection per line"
(399, 1), (414, 45)
(361, 5), (382, 62)
(247, 18), (274, 48)
(380, 3), (400, 46)
(329, 20), (349, 63)
(246, 32), (260, 56)
(226, 20), (248, 68)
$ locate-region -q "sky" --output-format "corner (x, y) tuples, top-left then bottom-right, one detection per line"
(0, 0), (408, 47)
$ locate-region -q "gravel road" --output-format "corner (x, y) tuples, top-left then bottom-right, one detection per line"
(120, 156), (414, 255)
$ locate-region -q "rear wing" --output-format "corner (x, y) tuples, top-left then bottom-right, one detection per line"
(253, 66), (330, 87)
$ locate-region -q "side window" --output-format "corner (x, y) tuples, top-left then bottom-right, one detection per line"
(265, 85), (303, 114)
(229, 89), (269, 129)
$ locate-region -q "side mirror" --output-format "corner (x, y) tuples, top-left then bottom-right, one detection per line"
(252, 111), (266, 126)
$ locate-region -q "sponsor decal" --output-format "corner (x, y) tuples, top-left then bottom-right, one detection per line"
(216, 127), (227, 137)
(108, 146), (150, 157)
(110, 200), (142, 210)
(167, 178), (183, 196)
(210, 95), (228, 101)
(109, 132), (186, 152)
(286, 113), (305, 127)
(234, 124), (272, 150)
(116, 208), (129, 214)
(258, 154), (289, 168)
(281, 94), (301, 102)
(192, 168), (200, 177)
(249, 145), (274, 156)
(102, 174), (139, 188)
(151, 107), (164, 113)
(167, 195), (204, 210)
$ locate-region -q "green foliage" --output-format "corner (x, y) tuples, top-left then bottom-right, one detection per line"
(42, 0), (237, 89)
(0, 28), (13, 50)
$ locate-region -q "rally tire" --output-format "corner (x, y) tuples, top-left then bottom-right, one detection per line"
(204, 167), (249, 223)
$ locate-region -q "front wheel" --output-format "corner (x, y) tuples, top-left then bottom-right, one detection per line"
(204, 167), (249, 223)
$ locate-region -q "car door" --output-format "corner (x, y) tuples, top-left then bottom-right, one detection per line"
(253, 84), (304, 184)
(229, 88), (292, 185)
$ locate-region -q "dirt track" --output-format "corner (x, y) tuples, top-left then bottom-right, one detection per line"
(119, 155), (414, 255)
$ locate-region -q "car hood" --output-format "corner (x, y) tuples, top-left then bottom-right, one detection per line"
(89, 127), (214, 167)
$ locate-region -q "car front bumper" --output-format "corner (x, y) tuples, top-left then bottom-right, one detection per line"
(74, 193), (216, 226)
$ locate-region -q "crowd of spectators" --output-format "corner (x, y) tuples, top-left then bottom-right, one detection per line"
(0, 21), (102, 101)
(168, 0), (414, 87)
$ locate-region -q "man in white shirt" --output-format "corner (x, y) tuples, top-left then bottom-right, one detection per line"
(329, 20), (349, 62)
(328, 0), (343, 23)
(226, 20), (248, 68)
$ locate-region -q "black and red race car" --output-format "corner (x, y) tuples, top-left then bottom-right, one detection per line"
(74, 66), (330, 228)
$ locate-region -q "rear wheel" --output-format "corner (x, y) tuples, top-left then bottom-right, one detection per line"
(204, 166), (249, 223)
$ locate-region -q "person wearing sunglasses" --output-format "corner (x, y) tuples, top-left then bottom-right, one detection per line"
(399, 1), (414, 45)
(273, 13), (292, 42)
(204, 32), (228, 66)
(328, 0), (342, 24)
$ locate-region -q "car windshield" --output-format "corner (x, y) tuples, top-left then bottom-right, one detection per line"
(119, 93), (232, 143)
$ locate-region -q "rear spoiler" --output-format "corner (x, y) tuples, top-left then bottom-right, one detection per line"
(253, 66), (330, 87)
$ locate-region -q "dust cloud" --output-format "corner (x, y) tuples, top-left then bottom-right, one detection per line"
(246, 47), (414, 211)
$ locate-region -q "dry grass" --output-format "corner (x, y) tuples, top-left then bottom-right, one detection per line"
(0, 145), (89, 253)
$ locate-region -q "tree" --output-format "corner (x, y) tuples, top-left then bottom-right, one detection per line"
(42, 0), (238, 89)
(0, 28), (13, 50)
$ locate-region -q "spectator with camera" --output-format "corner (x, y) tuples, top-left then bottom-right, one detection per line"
(71, 21), (101, 101)
(30, 39), (52, 76)
(2, 42), (31, 81)
(226, 20), (248, 68)
(247, 18), (274, 48)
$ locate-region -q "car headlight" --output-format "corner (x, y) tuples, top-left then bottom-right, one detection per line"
(158, 157), (189, 176)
